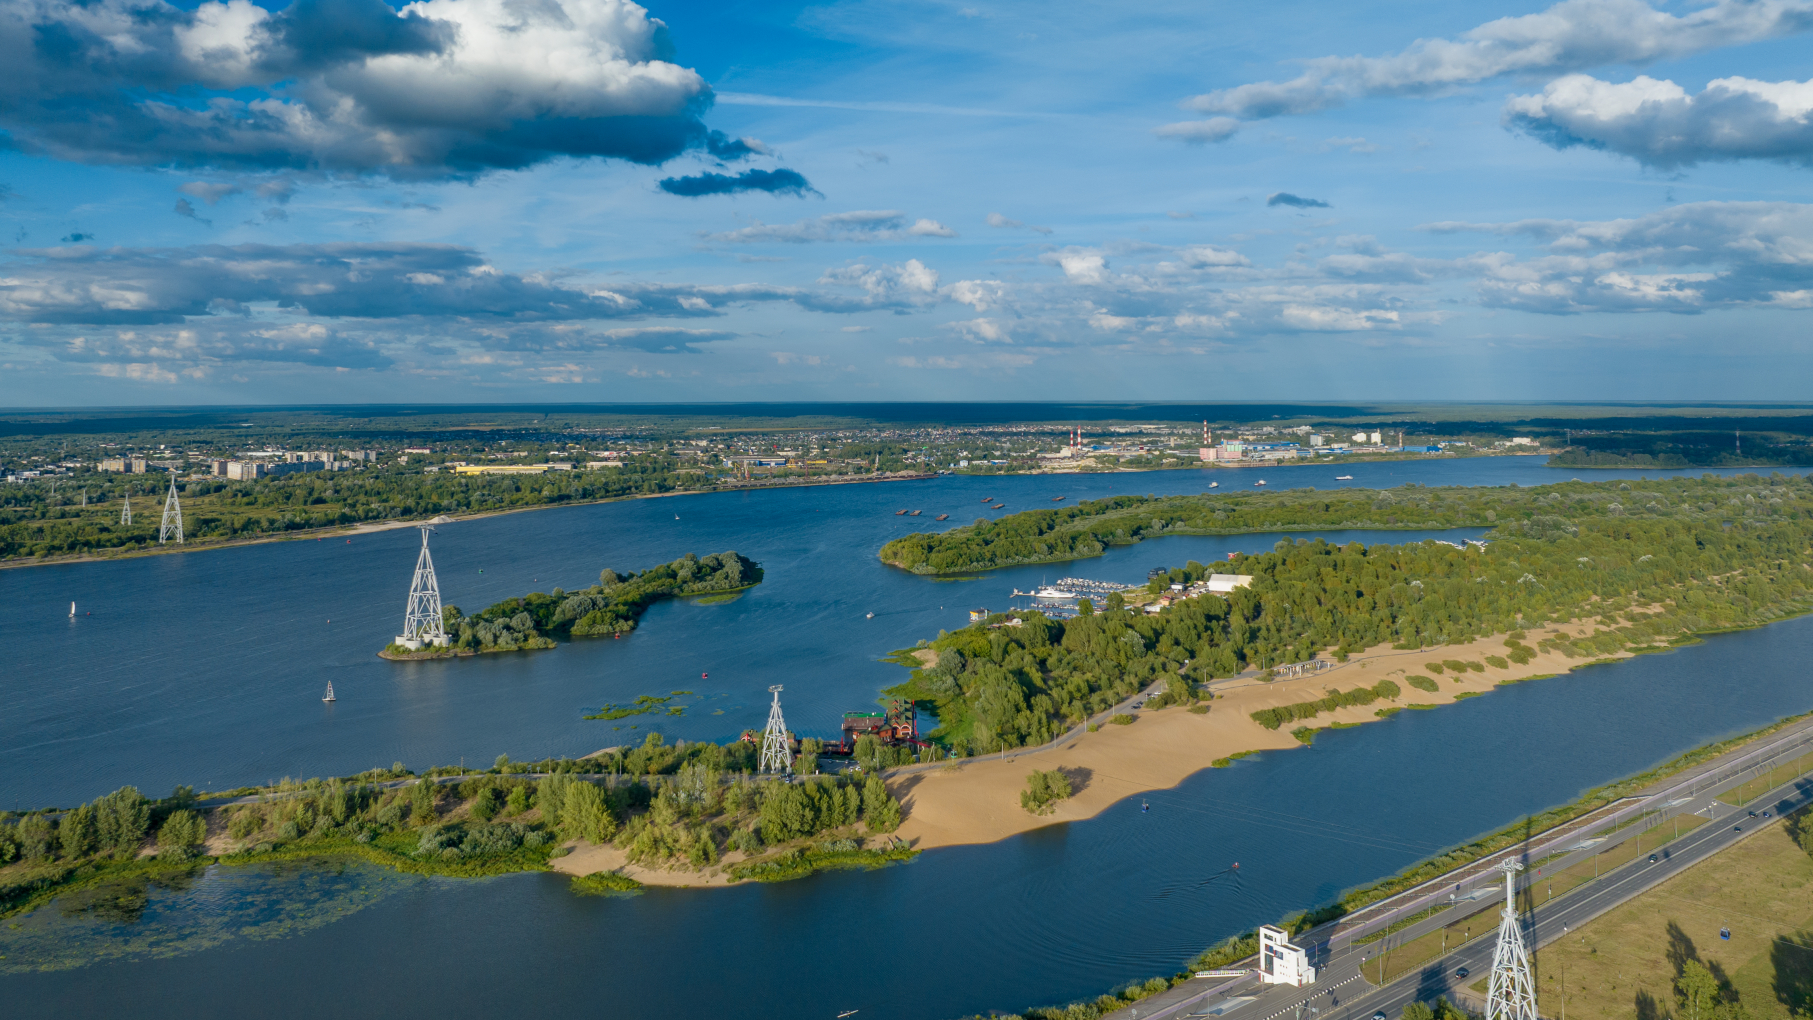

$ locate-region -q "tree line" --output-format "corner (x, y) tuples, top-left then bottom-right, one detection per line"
(879, 474), (1807, 574)
(888, 473), (1813, 756)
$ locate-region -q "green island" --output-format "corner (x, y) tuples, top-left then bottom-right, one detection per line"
(0, 733), (910, 922)
(883, 474), (1813, 756)
(879, 474), (1805, 574)
(382, 551), (762, 659)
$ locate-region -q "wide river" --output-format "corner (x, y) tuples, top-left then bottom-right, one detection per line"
(5, 456), (1812, 1017)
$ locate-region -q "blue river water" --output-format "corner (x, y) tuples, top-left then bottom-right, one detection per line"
(4, 456), (1812, 1017)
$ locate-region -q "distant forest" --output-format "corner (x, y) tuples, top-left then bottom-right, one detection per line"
(1551, 430), (1813, 469)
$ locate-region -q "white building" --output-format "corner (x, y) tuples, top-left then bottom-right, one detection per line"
(1258, 925), (1316, 987)
(1206, 574), (1254, 593)
(1351, 432), (1368, 444)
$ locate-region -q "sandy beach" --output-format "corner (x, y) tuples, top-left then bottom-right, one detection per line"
(888, 625), (1632, 851)
(551, 621), (1638, 883)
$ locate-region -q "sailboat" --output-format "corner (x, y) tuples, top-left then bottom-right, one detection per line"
(69, 601), (76, 617)
(322, 681), (337, 703)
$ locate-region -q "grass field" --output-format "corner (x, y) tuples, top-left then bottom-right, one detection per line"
(1528, 810), (1813, 1020)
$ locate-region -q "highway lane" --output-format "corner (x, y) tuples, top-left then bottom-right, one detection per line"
(1202, 772), (1813, 1020)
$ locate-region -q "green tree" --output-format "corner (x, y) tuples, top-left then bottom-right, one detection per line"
(1020, 769), (1074, 815)
(1401, 1003), (1434, 1020)
(562, 782), (617, 844)
(18, 813), (56, 861)
(59, 804), (96, 859)
(862, 775), (902, 832)
(1679, 959), (1721, 1020)
(410, 777), (438, 825)
(156, 809), (208, 861)
(94, 787), (150, 859)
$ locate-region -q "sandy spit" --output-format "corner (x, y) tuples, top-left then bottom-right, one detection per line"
(888, 626), (1628, 851)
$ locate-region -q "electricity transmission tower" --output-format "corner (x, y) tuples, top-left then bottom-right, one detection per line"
(158, 474), (183, 544)
(121, 495), (131, 526)
(396, 525), (448, 649)
(759, 685), (792, 774)
(1486, 859), (1538, 1020)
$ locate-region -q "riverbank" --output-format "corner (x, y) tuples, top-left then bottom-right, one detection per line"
(0, 470), (938, 572)
(886, 626), (1639, 851)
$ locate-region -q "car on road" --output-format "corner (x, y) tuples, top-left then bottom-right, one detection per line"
(1735, 825), (1744, 831)
(1648, 853), (1659, 863)
(1456, 967), (1470, 978)
(1372, 1012), (1387, 1020)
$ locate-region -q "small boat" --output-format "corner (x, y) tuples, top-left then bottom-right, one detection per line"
(1254, 480), (1266, 487)
(1336, 475), (1353, 480)
(702, 672), (708, 679)
(674, 513), (680, 520)
(910, 510), (921, 516)
(866, 612), (874, 619)
(980, 497), (993, 503)
(839, 1012), (860, 1018)
(895, 509), (907, 515)
(322, 682), (336, 703)
(1141, 800), (1149, 813)
(1052, 496), (1066, 501)
(935, 514), (949, 521)
(1209, 482), (1218, 488)
(69, 601), (75, 617)
(991, 504), (1005, 510)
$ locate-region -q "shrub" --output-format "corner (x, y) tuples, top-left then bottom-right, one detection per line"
(470, 787), (504, 822)
(228, 809), (264, 841)
(1424, 662), (1445, 674)
(156, 809), (208, 861)
(505, 786), (531, 816)
(1021, 770), (1074, 815)
(1110, 713), (1135, 726)
(1405, 675), (1439, 693)
(1507, 646), (1535, 665)
(1484, 655), (1510, 669)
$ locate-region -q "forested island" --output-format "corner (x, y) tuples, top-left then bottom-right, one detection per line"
(383, 552), (762, 659)
(0, 734), (909, 921)
(884, 474), (1813, 755)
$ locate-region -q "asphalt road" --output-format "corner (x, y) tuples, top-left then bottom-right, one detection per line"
(1110, 764), (1813, 1020)
(1180, 772), (1813, 1020)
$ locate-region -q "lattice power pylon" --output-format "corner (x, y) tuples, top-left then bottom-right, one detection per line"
(1486, 859), (1538, 1020)
(121, 495), (131, 526)
(759, 685), (793, 774)
(396, 525), (448, 649)
(158, 474), (183, 544)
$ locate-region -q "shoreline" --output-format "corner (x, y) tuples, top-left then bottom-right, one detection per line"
(882, 628), (1638, 852)
(0, 471), (937, 572)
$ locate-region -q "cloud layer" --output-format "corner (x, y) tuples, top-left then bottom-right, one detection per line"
(705, 211), (957, 243)
(1506, 74), (1813, 168)
(1159, 0), (1813, 140)
(0, 0), (758, 177)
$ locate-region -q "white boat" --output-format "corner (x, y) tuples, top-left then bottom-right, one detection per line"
(69, 601), (76, 617)
(1033, 586), (1079, 599)
(1335, 475), (1353, 480)
(1208, 482), (1218, 488)
(1254, 479), (1266, 486)
(322, 681), (336, 703)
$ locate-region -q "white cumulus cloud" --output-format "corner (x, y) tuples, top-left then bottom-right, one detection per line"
(1506, 73), (1813, 168)
(1183, 0), (1813, 120)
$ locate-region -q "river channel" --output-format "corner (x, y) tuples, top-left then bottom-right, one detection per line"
(5, 457), (1812, 1017)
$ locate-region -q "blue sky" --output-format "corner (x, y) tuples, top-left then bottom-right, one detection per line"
(2, 0), (1811, 405)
